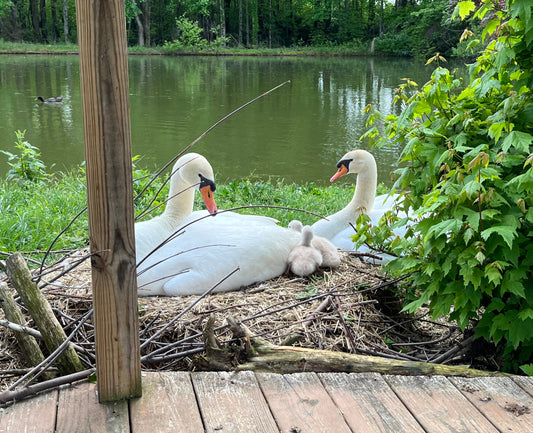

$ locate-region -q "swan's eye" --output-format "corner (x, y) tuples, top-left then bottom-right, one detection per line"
(336, 159), (352, 170)
(199, 174), (216, 192)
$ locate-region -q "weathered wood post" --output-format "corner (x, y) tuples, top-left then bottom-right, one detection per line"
(75, 0), (142, 401)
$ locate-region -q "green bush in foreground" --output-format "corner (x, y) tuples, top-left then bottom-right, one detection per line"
(361, 0), (533, 373)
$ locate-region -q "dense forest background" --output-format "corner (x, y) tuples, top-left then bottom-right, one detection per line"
(0, 0), (476, 57)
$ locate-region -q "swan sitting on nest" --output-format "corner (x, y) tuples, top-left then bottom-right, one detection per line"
(312, 149), (406, 261)
(136, 153), (302, 297)
(135, 153), (218, 265)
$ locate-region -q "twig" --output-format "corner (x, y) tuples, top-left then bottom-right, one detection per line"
(140, 268), (240, 351)
(0, 368), (95, 406)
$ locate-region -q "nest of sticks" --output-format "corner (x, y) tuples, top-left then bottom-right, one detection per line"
(0, 246), (483, 392)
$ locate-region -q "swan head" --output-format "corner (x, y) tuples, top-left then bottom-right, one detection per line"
(174, 153), (218, 215)
(330, 149), (376, 182)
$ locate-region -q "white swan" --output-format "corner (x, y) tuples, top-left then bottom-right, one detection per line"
(287, 225), (323, 277)
(135, 153), (218, 264)
(136, 211), (302, 296)
(312, 149), (405, 260)
(289, 220), (340, 268)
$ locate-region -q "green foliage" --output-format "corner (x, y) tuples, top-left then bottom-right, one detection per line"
(1, 130), (48, 184)
(0, 169), (88, 257)
(361, 0), (533, 371)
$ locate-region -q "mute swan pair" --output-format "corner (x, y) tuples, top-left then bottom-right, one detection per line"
(312, 149), (405, 260)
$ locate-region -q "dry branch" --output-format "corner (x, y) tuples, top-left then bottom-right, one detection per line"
(0, 368), (94, 406)
(5, 253), (84, 375)
(0, 282), (54, 380)
(226, 317), (510, 378)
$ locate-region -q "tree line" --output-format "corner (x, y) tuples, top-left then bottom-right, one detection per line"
(0, 0), (471, 57)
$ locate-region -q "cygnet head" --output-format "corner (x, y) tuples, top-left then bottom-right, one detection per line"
(173, 153), (217, 214)
(330, 149), (377, 182)
(288, 219), (303, 232)
(300, 225), (315, 247)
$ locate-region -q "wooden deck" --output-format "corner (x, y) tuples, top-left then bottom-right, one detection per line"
(1, 371), (533, 433)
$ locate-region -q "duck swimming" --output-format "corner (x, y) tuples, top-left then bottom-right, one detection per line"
(37, 96), (63, 103)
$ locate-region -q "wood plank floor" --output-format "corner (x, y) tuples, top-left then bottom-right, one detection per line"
(1, 371), (533, 433)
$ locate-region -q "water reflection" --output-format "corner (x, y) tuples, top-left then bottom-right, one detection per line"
(0, 55), (452, 186)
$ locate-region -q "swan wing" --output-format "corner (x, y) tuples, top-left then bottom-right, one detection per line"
(137, 215), (300, 297)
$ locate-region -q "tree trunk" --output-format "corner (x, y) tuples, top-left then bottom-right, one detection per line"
(29, 0), (41, 42)
(245, 0), (249, 46)
(50, 0), (59, 41)
(144, 0), (151, 47)
(63, 0), (69, 43)
(238, 0), (242, 45)
(218, 0), (226, 46)
(10, 0), (20, 41)
(268, 0), (272, 48)
(39, 0), (47, 42)
(135, 13), (144, 46)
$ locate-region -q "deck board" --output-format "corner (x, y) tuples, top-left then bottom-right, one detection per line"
(0, 389), (57, 433)
(385, 375), (499, 433)
(451, 376), (533, 433)
(191, 371), (279, 433)
(55, 382), (129, 433)
(130, 372), (204, 433)
(257, 372), (352, 433)
(2, 371), (533, 433)
(319, 372), (425, 433)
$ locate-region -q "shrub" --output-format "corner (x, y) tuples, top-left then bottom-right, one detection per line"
(361, 0), (533, 372)
(1, 130), (48, 184)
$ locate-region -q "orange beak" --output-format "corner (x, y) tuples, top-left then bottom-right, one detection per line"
(330, 164), (349, 183)
(200, 185), (218, 215)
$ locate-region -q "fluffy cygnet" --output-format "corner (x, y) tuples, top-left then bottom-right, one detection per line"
(287, 225), (323, 277)
(289, 220), (340, 268)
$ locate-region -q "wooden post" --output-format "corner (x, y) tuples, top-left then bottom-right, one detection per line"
(75, 0), (141, 401)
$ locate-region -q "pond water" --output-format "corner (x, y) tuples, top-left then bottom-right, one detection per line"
(0, 54), (453, 186)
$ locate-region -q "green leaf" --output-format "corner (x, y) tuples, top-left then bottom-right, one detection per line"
(520, 364), (533, 376)
(481, 226), (517, 249)
(501, 131), (533, 153)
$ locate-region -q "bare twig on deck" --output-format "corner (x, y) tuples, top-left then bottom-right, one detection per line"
(0, 368), (95, 406)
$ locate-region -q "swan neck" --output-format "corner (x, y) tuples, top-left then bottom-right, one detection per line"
(163, 175), (195, 225)
(351, 169), (377, 213)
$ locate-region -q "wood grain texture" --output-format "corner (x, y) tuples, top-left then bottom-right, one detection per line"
(513, 376), (533, 398)
(0, 390), (57, 433)
(75, 0), (141, 402)
(385, 375), (499, 433)
(319, 372), (425, 433)
(257, 372), (352, 433)
(55, 382), (129, 433)
(451, 376), (533, 433)
(192, 371), (279, 433)
(130, 372), (204, 433)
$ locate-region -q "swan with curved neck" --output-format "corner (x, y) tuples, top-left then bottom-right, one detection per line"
(135, 153), (217, 264)
(312, 149), (404, 257)
(312, 149), (377, 242)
